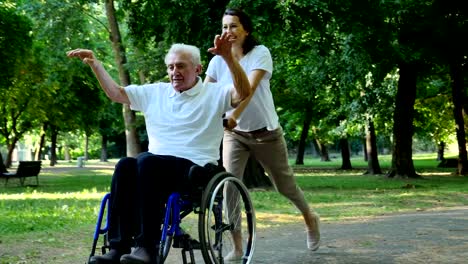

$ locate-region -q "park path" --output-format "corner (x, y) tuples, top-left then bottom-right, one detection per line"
(38, 165), (468, 263)
(164, 206), (468, 263)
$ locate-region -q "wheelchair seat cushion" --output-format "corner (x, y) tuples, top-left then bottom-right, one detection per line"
(184, 164), (225, 192)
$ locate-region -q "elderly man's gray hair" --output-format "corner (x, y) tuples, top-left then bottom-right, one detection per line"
(165, 43), (201, 66)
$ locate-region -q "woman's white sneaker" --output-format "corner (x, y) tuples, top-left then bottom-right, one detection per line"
(307, 212), (321, 251)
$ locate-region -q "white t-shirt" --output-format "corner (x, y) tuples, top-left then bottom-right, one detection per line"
(205, 45), (279, 132)
(125, 77), (232, 166)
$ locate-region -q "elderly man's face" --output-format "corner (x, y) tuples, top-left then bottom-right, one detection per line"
(166, 52), (201, 92)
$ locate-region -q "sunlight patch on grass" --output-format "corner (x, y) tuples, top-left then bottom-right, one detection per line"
(0, 190), (105, 200)
(294, 171), (364, 177)
(255, 212), (303, 228)
(316, 201), (378, 208)
(419, 171), (453, 176)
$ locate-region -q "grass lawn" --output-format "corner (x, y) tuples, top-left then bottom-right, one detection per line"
(1, 154), (467, 263)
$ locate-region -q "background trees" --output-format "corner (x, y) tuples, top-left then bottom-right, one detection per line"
(1, 0), (467, 177)
(0, 4), (45, 167)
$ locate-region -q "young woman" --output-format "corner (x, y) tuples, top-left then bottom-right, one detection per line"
(204, 8), (321, 260)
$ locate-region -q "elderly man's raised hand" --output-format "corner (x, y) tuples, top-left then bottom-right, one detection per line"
(207, 32), (234, 58)
(66, 49), (96, 64)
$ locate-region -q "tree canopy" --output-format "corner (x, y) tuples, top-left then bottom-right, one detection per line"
(1, 0), (468, 176)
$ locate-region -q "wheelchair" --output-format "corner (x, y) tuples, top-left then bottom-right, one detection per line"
(88, 165), (256, 264)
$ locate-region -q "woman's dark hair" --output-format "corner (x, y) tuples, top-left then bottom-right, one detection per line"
(224, 8), (259, 55)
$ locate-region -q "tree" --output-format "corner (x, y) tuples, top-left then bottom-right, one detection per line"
(18, 0), (108, 165)
(0, 5), (45, 167)
(328, 0), (450, 178)
(428, 0), (468, 174)
(104, 0), (141, 157)
(364, 119), (382, 174)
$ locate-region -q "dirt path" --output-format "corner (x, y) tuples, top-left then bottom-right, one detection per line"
(8, 165), (467, 263)
(162, 207), (468, 263)
(251, 206), (468, 264)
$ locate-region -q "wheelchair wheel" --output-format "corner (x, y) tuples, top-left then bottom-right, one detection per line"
(199, 172), (256, 264)
(159, 201), (175, 263)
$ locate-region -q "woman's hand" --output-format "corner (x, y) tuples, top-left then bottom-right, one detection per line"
(223, 116), (238, 130)
(207, 32), (234, 57)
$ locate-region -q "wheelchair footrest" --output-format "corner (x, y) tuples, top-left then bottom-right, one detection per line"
(173, 234), (201, 250)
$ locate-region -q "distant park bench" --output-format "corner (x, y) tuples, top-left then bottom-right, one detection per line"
(0, 161), (42, 187)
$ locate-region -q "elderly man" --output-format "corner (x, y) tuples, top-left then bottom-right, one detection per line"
(67, 32), (250, 264)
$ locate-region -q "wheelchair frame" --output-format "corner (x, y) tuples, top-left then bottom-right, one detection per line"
(88, 171), (256, 264)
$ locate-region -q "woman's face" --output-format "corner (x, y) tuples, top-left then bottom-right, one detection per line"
(222, 15), (249, 47)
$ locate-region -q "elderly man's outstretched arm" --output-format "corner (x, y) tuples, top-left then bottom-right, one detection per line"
(67, 49), (130, 104)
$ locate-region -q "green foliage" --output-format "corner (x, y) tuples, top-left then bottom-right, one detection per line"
(3, 0), (468, 169)
(121, 0), (229, 81)
(12, 0), (124, 160)
(0, 5), (48, 159)
(0, 4), (33, 90)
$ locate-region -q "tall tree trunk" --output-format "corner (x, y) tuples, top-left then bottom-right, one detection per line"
(449, 62), (468, 175)
(296, 108), (312, 165)
(34, 123), (47, 161)
(316, 139), (330, 161)
(101, 134), (108, 162)
(437, 141), (445, 161)
(5, 137), (19, 168)
(362, 136), (368, 162)
(63, 144), (71, 162)
(311, 139), (320, 158)
(339, 137), (352, 169)
(0, 152), (5, 169)
(104, 0), (140, 157)
(365, 119), (382, 175)
(387, 62), (419, 178)
(84, 134), (89, 160)
(50, 125), (58, 166)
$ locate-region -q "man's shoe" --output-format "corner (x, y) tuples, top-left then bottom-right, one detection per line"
(88, 249), (123, 264)
(120, 247), (152, 264)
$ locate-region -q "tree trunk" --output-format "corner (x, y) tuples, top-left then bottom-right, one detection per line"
(5, 137), (19, 168)
(339, 137), (352, 169)
(0, 152), (4, 169)
(365, 119), (382, 175)
(387, 61), (419, 178)
(437, 141), (445, 161)
(101, 133), (108, 162)
(104, 0), (140, 157)
(449, 62), (468, 175)
(64, 145), (71, 162)
(316, 139), (330, 161)
(362, 137), (368, 162)
(34, 123), (47, 161)
(311, 139), (320, 158)
(84, 134), (89, 160)
(295, 108), (312, 165)
(50, 125), (58, 166)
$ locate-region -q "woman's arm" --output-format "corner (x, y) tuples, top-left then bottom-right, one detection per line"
(207, 33), (251, 107)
